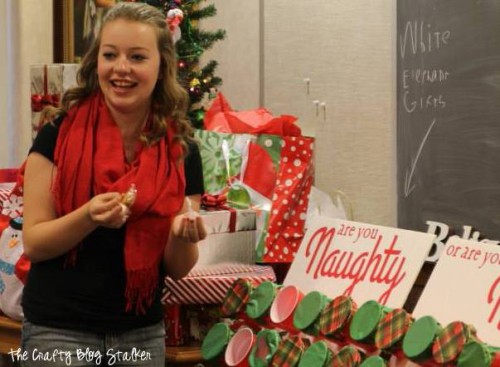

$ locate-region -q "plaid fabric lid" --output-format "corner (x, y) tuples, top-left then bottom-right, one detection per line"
(402, 315), (441, 362)
(298, 340), (333, 367)
(271, 334), (309, 367)
(221, 278), (254, 316)
(201, 322), (233, 361)
(319, 295), (357, 338)
(293, 291), (329, 335)
(457, 341), (494, 367)
(359, 355), (388, 367)
(246, 281), (278, 320)
(330, 345), (362, 367)
(432, 321), (475, 364)
(248, 328), (281, 367)
(350, 300), (388, 344)
(374, 308), (413, 350)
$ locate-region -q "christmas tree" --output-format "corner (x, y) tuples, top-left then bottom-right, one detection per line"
(140, 0), (226, 128)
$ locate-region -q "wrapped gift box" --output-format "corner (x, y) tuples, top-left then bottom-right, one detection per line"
(196, 208), (257, 267)
(201, 208), (255, 234)
(30, 64), (79, 140)
(162, 263), (276, 305)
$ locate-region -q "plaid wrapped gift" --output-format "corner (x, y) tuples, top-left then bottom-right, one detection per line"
(374, 308), (413, 352)
(320, 295), (358, 342)
(163, 263), (275, 305)
(271, 334), (310, 367)
(221, 278), (255, 317)
(432, 321), (477, 364)
(330, 345), (363, 367)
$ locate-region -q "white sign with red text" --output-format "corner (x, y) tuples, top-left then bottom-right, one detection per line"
(413, 237), (500, 346)
(284, 217), (435, 308)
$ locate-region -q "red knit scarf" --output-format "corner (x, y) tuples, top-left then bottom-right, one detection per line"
(53, 92), (185, 314)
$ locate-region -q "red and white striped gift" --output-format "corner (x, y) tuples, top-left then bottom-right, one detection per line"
(162, 263), (276, 305)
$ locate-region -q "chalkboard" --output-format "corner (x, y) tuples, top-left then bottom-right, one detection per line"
(397, 0), (500, 241)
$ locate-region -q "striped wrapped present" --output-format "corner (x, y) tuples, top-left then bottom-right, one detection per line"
(162, 263), (276, 305)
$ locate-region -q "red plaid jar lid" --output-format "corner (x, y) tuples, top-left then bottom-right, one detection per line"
(319, 295), (357, 338)
(350, 300), (391, 344)
(330, 345), (363, 367)
(293, 291), (329, 336)
(201, 322), (233, 361)
(432, 321), (476, 364)
(298, 340), (333, 367)
(359, 355), (388, 367)
(271, 334), (309, 367)
(248, 329), (281, 367)
(402, 315), (442, 363)
(374, 308), (413, 350)
(457, 341), (500, 367)
(221, 278), (254, 316)
(246, 281), (279, 320)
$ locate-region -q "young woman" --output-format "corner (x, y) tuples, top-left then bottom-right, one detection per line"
(21, 3), (206, 366)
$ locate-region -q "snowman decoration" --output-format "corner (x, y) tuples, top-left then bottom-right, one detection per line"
(0, 217), (25, 320)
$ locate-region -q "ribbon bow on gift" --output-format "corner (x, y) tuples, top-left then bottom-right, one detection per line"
(201, 193), (237, 233)
(31, 65), (61, 113)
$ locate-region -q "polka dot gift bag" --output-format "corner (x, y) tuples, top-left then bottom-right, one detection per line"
(200, 93), (315, 264)
(255, 135), (315, 263)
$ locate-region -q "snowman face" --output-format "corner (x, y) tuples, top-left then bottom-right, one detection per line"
(0, 226), (23, 263)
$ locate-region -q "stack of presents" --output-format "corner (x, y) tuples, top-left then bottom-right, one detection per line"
(3, 64), (497, 366)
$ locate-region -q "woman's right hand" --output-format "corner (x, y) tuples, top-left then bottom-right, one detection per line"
(88, 192), (129, 229)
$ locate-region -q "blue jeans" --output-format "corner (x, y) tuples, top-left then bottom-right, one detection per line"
(17, 320), (165, 367)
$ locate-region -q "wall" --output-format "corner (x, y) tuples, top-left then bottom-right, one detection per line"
(263, 1), (397, 227)
(0, 0), (53, 168)
(200, 0), (261, 111)
(0, 1), (8, 168)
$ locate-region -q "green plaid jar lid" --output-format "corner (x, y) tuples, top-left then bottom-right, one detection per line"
(359, 355), (388, 367)
(221, 278), (254, 317)
(330, 345), (363, 367)
(432, 321), (476, 364)
(402, 315), (442, 363)
(248, 329), (281, 367)
(271, 334), (309, 367)
(374, 308), (413, 350)
(201, 322), (233, 361)
(293, 291), (329, 336)
(298, 340), (334, 367)
(246, 281), (279, 320)
(349, 300), (391, 344)
(319, 295), (358, 338)
(457, 341), (500, 367)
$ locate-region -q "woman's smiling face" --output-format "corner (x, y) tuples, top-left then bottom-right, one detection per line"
(97, 18), (161, 118)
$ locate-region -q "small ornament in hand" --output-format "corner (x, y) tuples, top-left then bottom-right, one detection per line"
(120, 184), (137, 220)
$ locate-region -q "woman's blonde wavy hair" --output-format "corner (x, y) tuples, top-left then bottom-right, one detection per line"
(59, 2), (192, 150)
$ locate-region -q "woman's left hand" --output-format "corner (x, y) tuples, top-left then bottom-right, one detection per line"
(170, 212), (207, 244)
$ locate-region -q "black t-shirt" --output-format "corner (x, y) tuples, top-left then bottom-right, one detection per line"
(21, 118), (204, 333)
